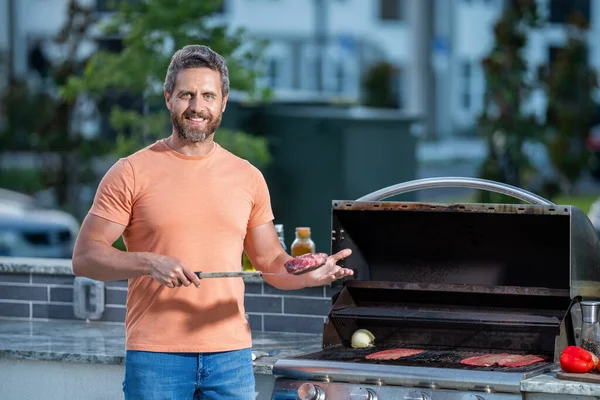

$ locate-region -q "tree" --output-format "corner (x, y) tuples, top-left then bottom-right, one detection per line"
(476, 0), (545, 203)
(0, 79), (57, 194)
(362, 61), (400, 109)
(0, 80), (56, 153)
(0, 0), (104, 214)
(539, 13), (598, 195)
(62, 0), (271, 168)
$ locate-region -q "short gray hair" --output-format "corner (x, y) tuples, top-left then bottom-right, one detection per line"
(164, 45), (230, 97)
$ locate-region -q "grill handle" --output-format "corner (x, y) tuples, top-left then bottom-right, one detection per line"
(356, 176), (554, 205)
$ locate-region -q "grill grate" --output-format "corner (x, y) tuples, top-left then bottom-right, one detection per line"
(293, 344), (552, 373)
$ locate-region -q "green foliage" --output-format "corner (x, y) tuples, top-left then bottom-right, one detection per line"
(539, 13), (598, 193)
(215, 128), (271, 168)
(112, 236), (127, 251)
(0, 1), (101, 213)
(1, 0), (271, 219)
(361, 61), (399, 109)
(0, 169), (44, 194)
(62, 0), (271, 166)
(0, 81), (57, 151)
(477, 0), (545, 202)
(478, 1), (600, 202)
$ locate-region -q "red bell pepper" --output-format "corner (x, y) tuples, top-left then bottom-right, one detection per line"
(560, 346), (596, 373)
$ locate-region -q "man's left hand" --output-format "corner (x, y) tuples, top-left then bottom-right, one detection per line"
(304, 248), (354, 287)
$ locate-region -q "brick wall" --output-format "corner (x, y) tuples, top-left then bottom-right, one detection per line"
(0, 272), (341, 334)
(0, 272), (127, 323)
(244, 280), (340, 334)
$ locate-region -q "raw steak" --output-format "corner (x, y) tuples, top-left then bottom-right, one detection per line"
(461, 353), (511, 367)
(461, 353), (544, 368)
(365, 348), (425, 361)
(284, 253), (328, 274)
(497, 354), (545, 367)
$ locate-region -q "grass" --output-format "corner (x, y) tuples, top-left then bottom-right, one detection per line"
(553, 193), (600, 214)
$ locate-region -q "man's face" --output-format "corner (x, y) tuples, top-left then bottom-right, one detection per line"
(165, 68), (228, 142)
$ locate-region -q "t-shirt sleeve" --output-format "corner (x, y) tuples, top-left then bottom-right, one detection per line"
(248, 165), (274, 229)
(88, 158), (135, 226)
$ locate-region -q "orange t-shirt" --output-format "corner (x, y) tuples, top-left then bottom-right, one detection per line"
(88, 140), (274, 352)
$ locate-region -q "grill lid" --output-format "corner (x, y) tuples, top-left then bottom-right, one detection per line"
(331, 200), (599, 299)
(326, 199), (596, 357)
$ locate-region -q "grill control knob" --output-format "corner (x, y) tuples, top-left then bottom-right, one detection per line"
(298, 383), (325, 400)
(349, 387), (377, 400)
(404, 391), (430, 400)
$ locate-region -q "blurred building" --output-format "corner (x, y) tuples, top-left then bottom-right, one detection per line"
(1, 0), (599, 139)
(449, 0), (600, 138)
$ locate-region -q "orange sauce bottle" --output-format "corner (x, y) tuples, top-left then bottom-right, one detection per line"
(242, 251), (255, 271)
(291, 227), (316, 257)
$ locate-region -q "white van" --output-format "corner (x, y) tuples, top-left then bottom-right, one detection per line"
(0, 189), (80, 259)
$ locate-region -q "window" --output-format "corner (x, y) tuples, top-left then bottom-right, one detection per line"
(314, 56), (325, 92)
(336, 63), (345, 93)
(324, 59), (346, 94)
(461, 61), (472, 109)
(299, 43), (321, 91)
(267, 58), (280, 89)
(549, 0), (590, 24)
(262, 48), (293, 90)
(379, 0), (403, 21)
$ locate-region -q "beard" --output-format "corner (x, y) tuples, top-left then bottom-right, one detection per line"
(171, 109), (223, 143)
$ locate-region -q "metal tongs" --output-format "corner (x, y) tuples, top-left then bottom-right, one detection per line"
(194, 262), (326, 279)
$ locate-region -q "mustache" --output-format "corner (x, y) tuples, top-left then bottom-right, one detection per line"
(183, 111), (211, 119)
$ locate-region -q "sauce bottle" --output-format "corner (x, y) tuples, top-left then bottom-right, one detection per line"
(243, 223), (287, 271)
(242, 251), (255, 271)
(291, 227), (315, 257)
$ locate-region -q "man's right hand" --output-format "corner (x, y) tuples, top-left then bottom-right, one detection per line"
(73, 214), (202, 287)
(149, 255), (202, 288)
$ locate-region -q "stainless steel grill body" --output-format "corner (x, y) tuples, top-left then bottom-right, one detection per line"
(270, 178), (600, 400)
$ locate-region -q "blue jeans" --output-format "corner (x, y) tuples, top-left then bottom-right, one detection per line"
(123, 348), (255, 400)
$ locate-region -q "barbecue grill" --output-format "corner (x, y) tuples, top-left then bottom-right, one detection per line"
(270, 177), (600, 400)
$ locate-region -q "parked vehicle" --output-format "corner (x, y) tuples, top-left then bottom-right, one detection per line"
(0, 189), (80, 259)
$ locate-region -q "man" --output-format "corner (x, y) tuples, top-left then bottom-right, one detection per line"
(72, 44), (353, 400)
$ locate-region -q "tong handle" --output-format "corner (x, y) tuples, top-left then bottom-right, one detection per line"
(194, 271), (263, 279)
